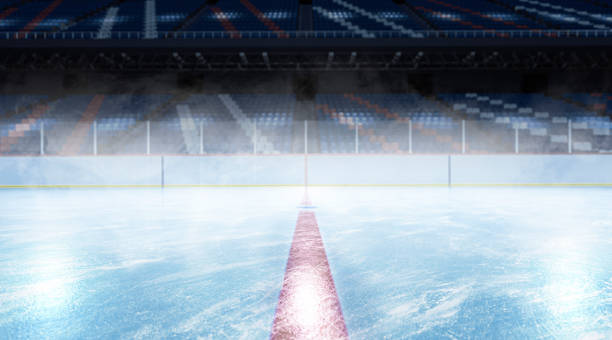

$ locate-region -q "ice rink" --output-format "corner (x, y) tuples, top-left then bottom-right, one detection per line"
(0, 187), (611, 339)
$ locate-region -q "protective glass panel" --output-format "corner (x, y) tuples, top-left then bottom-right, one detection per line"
(44, 121), (95, 155)
(0, 120), (42, 155)
(465, 120), (514, 154)
(97, 119), (147, 155)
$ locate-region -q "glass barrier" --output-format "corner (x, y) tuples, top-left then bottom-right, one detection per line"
(411, 119), (461, 154)
(1, 119), (611, 156)
(149, 120), (293, 155)
(465, 120), (514, 154)
(0, 120), (42, 155)
(150, 120), (187, 155)
(315, 119), (462, 154)
(149, 120), (253, 155)
(517, 119), (565, 154)
(97, 120), (147, 155)
(44, 121), (94, 155)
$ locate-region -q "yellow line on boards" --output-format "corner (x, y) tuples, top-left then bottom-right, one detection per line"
(306, 184), (450, 187)
(0, 185), (161, 189)
(450, 183), (612, 187)
(165, 184), (303, 188)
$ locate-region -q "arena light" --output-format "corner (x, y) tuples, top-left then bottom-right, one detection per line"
(262, 52), (270, 69)
(172, 52), (184, 68)
(239, 52), (248, 65)
(347, 51), (357, 65)
(195, 52), (206, 65)
(327, 52), (334, 69)
(391, 51), (402, 64)
(120, 52), (132, 63)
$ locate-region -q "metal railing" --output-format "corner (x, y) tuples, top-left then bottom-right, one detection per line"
(1, 119), (611, 156)
(2, 29), (612, 40)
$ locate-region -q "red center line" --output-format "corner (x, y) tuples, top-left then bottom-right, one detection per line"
(270, 206), (348, 339)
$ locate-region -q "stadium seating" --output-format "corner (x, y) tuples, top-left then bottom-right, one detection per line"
(316, 93), (459, 153)
(0, 0), (609, 38)
(437, 93), (612, 152)
(564, 93), (612, 116)
(1, 92), (611, 155)
(497, 0), (612, 30)
(0, 95), (48, 155)
(402, 0), (544, 31)
(231, 94), (295, 154)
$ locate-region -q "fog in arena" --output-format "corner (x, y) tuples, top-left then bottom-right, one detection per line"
(1, 2), (612, 337)
(2, 70), (611, 158)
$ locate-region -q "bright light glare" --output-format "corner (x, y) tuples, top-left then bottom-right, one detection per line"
(287, 267), (325, 329)
(24, 253), (77, 318)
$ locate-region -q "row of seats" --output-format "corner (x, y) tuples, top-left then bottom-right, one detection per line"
(565, 93), (612, 117)
(436, 92), (612, 152)
(498, 0), (612, 30)
(1, 92), (611, 154)
(1, 0), (608, 37)
(0, 0), (298, 35)
(407, 0), (545, 31)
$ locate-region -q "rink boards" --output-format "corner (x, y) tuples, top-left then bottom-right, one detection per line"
(0, 154), (611, 187)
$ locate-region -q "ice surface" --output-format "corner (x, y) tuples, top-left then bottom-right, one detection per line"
(311, 187), (612, 339)
(0, 187), (611, 339)
(0, 188), (301, 339)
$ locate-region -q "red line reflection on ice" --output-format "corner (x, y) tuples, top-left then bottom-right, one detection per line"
(270, 210), (349, 340)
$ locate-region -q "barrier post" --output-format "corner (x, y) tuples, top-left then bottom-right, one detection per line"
(253, 121), (257, 154)
(409, 119), (413, 154)
(355, 123), (359, 154)
(304, 120), (308, 155)
(146, 120), (151, 155)
(515, 126), (519, 154)
(462, 120), (466, 154)
(93, 120), (97, 155)
(40, 121), (44, 155)
(568, 120), (572, 154)
(200, 120), (204, 155)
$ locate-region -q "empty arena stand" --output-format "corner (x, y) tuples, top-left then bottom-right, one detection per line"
(1, 92), (611, 155)
(1, 0), (610, 39)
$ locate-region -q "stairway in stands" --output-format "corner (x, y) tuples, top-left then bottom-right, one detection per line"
(0, 104), (48, 154)
(173, 0), (211, 32)
(144, 0), (158, 39)
(97, 6), (120, 38)
(53, 0), (130, 33)
(60, 94), (105, 155)
(218, 94), (276, 153)
(396, 0), (439, 30)
(329, 0), (422, 37)
(176, 104), (201, 154)
(484, 0), (558, 29)
(106, 93), (191, 153)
